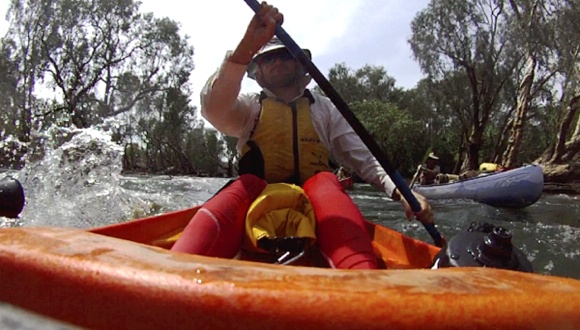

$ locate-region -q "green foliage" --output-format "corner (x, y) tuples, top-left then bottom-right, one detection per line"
(1, 0), (579, 177)
(221, 134), (239, 177)
(1, 0), (237, 175)
(352, 100), (424, 175)
(323, 63), (402, 104)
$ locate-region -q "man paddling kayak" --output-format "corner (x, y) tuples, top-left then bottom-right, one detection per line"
(171, 2), (434, 269)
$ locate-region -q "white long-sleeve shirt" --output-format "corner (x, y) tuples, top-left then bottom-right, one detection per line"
(200, 56), (398, 198)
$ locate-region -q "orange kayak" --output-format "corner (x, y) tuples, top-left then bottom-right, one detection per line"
(1, 206), (580, 329)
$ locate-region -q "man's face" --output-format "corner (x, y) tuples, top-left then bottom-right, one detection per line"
(255, 49), (303, 89)
(426, 158), (437, 168)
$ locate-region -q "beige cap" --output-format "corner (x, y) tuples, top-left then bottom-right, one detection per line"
(427, 152), (439, 160)
(246, 37), (311, 79)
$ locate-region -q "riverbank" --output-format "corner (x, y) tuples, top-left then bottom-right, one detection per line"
(541, 162), (580, 194)
(543, 182), (580, 195)
(121, 170), (580, 195)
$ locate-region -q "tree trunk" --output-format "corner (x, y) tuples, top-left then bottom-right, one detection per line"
(503, 55), (536, 169)
(493, 108), (515, 165)
(572, 93), (580, 139)
(453, 131), (465, 174)
(551, 95), (580, 163)
(466, 128), (483, 170)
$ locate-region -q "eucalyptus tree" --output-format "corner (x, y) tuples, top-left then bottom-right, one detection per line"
(202, 129), (225, 176)
(322, 63), (443, 173)
(352, 100), (424, 175)
(5, 0), (51, 142)
(321, 63), (424, 173)
(0, 41), (26, 168)
(409, 0), (519, 170)
(135, 85), (197, 174)
(0, 42), (19, 137)
(324, 63), (401, 105)
(184, 127), (225, 177)
(416, 74), (474, 173)
(545, 0), (580, 164)
(500, 0), (563, 168)
(6, 0), (195, 129)
(323, 63), (365, 105)
(221, 134), (239, 177)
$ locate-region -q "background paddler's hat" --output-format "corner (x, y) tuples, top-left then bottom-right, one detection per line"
(247, 36), (311, 79)
(427, 152), (439, 160)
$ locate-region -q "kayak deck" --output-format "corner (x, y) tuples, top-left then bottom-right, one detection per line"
(89, 206), (441, 269)
(1, 226), (580, 329)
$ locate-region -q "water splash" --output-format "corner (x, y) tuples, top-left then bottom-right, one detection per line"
(2, 121), (230, 229)
(11, 125), (130, 228)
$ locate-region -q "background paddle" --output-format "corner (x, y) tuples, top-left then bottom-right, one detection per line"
(409, 147), (433, 188)
(409, 165), (422, 189)
(243, 0), (445, 247)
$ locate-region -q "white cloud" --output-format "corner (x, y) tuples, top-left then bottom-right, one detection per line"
(0, 0), (428, 109)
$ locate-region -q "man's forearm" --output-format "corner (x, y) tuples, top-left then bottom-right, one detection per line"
(200, 58), (248, 135)
(228, 37), (259, 65)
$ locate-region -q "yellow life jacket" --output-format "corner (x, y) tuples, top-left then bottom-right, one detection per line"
(243, 183), (317, 253)
(238, 91), (331, 186)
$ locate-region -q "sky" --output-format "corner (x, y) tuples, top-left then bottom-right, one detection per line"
(0, 0), (430, 109)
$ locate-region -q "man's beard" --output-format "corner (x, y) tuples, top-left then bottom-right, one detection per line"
(260, 71), (301, 90)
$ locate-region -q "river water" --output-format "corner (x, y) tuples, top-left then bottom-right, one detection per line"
(4, 169), (580, 281)
(1, 128), (579, 281)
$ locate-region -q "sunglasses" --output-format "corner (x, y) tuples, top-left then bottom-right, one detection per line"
(256, 51), (297, 65)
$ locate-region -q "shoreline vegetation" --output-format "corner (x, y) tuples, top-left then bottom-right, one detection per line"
(118, 168), (580, 195)
(4, 159), (579, 195)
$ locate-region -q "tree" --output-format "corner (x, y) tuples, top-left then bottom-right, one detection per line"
(5, 0), (51, 142)
(136, 85), (197, 174)
(414, 74), (474, 173)
(0, 41), (20, 137)
(3, 0), (205, 173)
(324, 63), (401, 105)
(544, 1), (580, 164)
(501, 0), (561, 168)
(352, 100), (424, 175)
(221, 134), (239, 177)
(6, 0), (194, 129)
(409, 0), (518, 170)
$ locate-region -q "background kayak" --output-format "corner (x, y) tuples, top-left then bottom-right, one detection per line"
(412, 164), (544, 208)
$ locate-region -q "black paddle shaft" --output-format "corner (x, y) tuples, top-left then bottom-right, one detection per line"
(242, 0), (444, 247)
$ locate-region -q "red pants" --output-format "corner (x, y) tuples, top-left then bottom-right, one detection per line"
(171, 172), (376, 269)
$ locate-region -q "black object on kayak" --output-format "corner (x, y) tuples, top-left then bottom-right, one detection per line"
(432, 222), (533, 273)
(0, 176), (25, 218)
